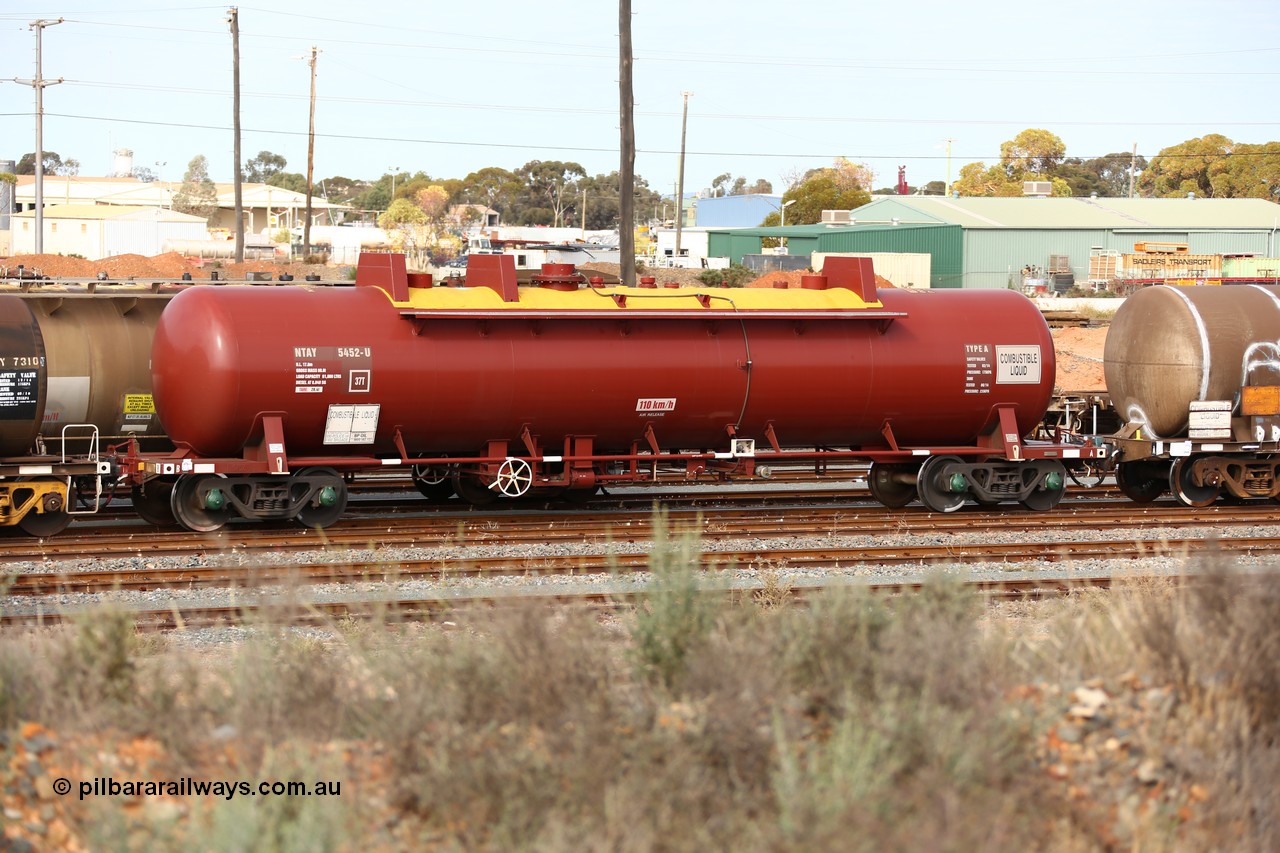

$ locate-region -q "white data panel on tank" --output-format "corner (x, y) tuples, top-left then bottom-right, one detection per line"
(324, 404), (380, 445)
(44, 375), (91, 425)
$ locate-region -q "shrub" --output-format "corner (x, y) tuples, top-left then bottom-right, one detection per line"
(7, 544), (1278, 849)
(696, 262), (754, 288)
(1064, 285), (1120, 298)
(628, 507), (715, 689)
(58, 605), (140, 706)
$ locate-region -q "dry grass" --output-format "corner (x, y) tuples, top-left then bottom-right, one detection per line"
(1, 526), (1277, 850)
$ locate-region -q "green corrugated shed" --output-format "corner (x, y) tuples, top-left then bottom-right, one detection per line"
(707, 227), (822, 262)
(814, 224), (963, 288)
(845, 197), (1280, 289)
(853, 196), (1280, 230)
(708, 198), (1280, 289)
(707, 223), (963, 287)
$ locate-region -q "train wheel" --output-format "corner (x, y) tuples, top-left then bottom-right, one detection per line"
(916, 455), (968, 513)
(16, 479), (72, 537)
(131, 480), (177, 526)
(18, 509), (72, 537)
(1115, 461), (1167, 504)
(1170, 457), (1220, 508)
(1020, 461), (1068, 511)
(867, 462), (918, 508)
(295, 468), (348, 529)
(452, 468), (500, 506)
(411, 464), (455, 502)
(170, 474), (233, 533)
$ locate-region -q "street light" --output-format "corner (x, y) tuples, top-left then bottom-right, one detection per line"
(389, 166), (401, 201)
(776, 198), (797, 252)
(780, 198), (796, 228)
(155, 161), (168, 208)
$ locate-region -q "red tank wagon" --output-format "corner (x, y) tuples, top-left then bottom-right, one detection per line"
(121, 254), (1104, 530)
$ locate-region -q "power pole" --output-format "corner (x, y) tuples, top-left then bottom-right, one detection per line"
(618, 0), (635, 286)
(228, 7), (244, 264)
(303, 45), (320, 257)
(14, 18), (64, 255)
(943, 137), (956, 197)
(674, 91), (691, 261)
(1129, 143), (1137, 198)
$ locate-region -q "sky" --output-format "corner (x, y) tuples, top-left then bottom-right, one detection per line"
(2, 0), (1278, 199)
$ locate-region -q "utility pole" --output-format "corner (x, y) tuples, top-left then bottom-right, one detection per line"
(675, 91), (691, 261)
(1129, 143), (1137, 198)
(302, 45), (320, 256)
(943, 137), (956, 197)
(618, 0), (635, 285)
(14, 18), (64, 255)
(228, 7), (244, 264)
(580, 187), (587, 239)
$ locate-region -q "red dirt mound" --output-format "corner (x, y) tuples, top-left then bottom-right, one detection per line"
(1, 252), (340, 282)
(1051, 326), (1108, 392)
(0, 254), (97, 277)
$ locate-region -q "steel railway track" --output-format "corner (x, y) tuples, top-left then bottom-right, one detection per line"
(7, 485), (1277, 631)
(5, 497), (1276, 564)
(5, 529), (1274, 598)
(0, 574), (1125, 632)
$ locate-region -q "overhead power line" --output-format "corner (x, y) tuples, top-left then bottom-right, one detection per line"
(44, 80), (1280, 128)
(13, 111), (1277, 165)
(10, 14), (1278, 76)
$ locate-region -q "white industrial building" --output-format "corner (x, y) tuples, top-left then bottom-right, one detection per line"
(3, 160), (349, 259)
(8, 204), (210, 258)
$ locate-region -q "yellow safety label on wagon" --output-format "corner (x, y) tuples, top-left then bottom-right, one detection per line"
(123, 394), (155, 414)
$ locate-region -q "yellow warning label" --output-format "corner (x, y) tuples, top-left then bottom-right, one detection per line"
(123, 393), (155, 414)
